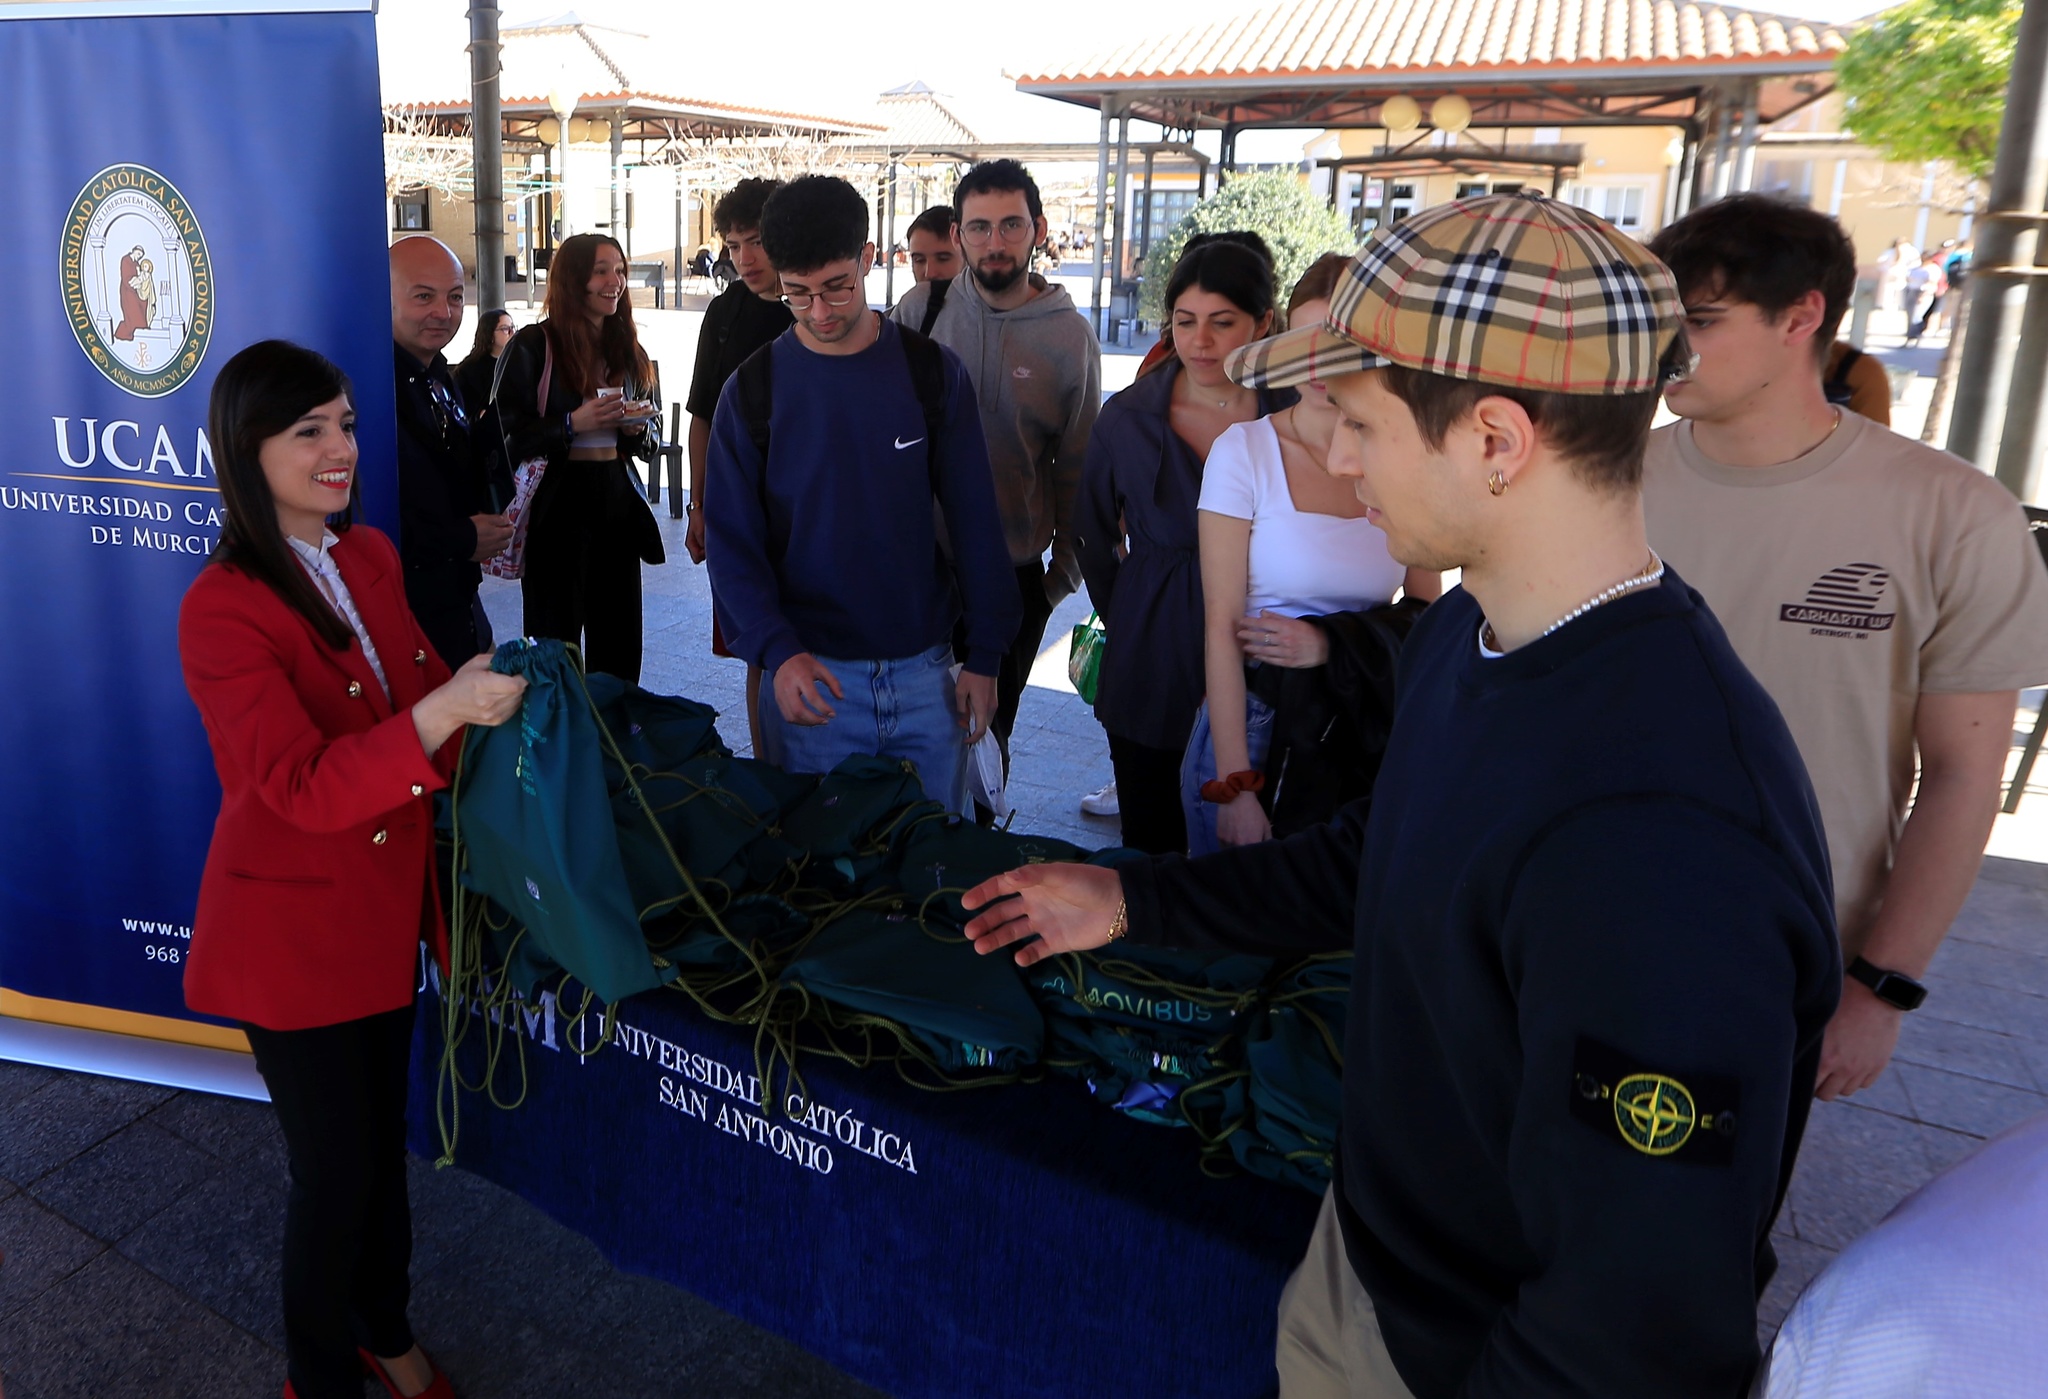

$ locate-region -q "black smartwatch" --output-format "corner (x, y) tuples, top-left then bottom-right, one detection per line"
(1848, 956), (1928, 1011)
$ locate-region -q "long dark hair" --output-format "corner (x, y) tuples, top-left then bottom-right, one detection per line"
(207, 340), (356, 650)
(541, 233), (652, 398)
(466, 307), (510, 362)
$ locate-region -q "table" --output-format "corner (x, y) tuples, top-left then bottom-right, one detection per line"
(407, 977), (1320, 1399)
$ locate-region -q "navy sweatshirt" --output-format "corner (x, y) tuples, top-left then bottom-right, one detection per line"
(704, 319), (1020, 676)
(1121, 573), (1840, 1399)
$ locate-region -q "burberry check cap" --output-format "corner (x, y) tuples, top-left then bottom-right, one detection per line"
(1226, 191), (1683, 394)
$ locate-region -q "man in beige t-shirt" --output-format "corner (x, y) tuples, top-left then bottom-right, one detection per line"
(1645, 196), (2048, 1100)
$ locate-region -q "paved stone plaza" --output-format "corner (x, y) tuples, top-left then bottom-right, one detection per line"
(3, 348), (2045, 1395)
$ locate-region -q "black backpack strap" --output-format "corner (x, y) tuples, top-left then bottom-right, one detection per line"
(896, 324), (950, 495)
(734, 339), (774, 463)
(918, 277), (952, 338)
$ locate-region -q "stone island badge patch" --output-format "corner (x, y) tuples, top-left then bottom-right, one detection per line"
(1569, 1037), (1739, 1165)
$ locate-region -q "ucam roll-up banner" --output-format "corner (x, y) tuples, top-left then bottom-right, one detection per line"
(0, 0), (394, 1060)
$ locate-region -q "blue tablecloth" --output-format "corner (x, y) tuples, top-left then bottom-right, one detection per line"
(407, 979), (1320, 1399)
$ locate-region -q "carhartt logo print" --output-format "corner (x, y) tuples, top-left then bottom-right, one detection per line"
(1779, 563), (1896, 637)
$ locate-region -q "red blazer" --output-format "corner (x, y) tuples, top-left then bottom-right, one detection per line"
(179, 526), (459, 1031)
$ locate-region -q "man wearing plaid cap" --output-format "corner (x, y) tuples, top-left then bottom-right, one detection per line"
(963, 192), (1839, 1398)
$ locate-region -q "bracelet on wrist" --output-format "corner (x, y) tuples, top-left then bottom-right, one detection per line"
(1105, 897), (1128, 942)
(1199, 770), (1265, 804)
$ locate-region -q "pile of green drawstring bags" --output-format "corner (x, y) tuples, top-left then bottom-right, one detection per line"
(435, 638), (1347, 1194)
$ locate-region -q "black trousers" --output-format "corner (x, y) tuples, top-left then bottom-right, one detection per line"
(1107, 732), (1189, 855)
(242, 1004), (418, 1399)
(522, 463), (645, 683)
(991, 562), (1058, 772)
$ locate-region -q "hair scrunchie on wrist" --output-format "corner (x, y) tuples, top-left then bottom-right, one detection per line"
(1199, 769), (1266, 804)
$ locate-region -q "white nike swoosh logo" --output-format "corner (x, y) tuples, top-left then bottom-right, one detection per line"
(894, 437), (924, 450)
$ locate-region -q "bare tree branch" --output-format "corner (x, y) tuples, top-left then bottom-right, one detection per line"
(384, 104), (475, 200)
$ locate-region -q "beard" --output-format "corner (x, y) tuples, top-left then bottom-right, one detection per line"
(971, 255), (1028, 294)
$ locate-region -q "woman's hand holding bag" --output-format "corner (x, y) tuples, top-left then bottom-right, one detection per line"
(412, 654), (527, 755)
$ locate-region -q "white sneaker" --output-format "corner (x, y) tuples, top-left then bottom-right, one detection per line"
(1080, 781), (1119, 817)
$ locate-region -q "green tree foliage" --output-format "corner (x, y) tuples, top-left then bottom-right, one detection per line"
(1836, 0), (2018, 180)
(1139, 172), (1358, 323)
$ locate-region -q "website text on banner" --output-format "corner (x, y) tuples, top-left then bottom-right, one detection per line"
(0, 2), (395, 1051)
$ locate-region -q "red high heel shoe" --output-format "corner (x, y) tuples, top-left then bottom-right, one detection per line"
(359, 1346), (456, 1399)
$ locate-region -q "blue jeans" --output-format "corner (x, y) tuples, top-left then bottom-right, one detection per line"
(758, 643), (969, 816)
(1180, 689), (1276, 857)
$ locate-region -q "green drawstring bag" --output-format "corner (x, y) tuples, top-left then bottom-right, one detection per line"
(647, 892), (810, 972)
(1024, 942), (1272, 1039)
(779, 755), (943, 890)
(1231, 1003), (1343, 1192)
(893, 820), (1091, 929)
(1043, 1014), (1231, 1126)
(1175, 954), (1349, 1193)
(454, 638), (676, 1005)
(585, 672), (726, 777)
(1067, 610), (1105, 704)
(615, 751), (816, 911)
(782, 905), (1044, 1076)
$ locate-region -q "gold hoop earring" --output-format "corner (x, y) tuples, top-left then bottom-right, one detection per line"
(1486, 470), (1508, 497)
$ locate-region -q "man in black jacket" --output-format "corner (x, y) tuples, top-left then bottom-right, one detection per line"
(963, 194), (1840, 1399)
(390, 235), (510, 667)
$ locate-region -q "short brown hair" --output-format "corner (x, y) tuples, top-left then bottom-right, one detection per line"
(1287, 252), (1350, 319)
(1378, 365), (1660, 494)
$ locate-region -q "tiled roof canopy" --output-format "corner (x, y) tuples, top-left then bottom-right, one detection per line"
(1017, 0), (1846, 129)
(387, 15), (877, 138)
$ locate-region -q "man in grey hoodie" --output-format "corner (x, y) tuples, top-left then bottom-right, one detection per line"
(889, 159), (1102, 779)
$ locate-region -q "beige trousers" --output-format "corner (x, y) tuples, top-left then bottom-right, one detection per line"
(1276, 1188), (1419, 1399)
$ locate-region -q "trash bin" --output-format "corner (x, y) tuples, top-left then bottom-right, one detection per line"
(1115, 319), (1134, 348)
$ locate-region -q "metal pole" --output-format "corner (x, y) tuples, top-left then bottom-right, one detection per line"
(1092, 100), (1112, 338)
(1730, 81), (1760, 194)
(610, 111), (625, 242)
(883, 157), (899, 307)
(1139, 145), (1157, 263)
(468, 0), (504, 307)
(1676, 125), (1701, 217)
(1948, 0), (2048, 486)
(673, 168), (684, 306)
(1110, 112), (1131, 333)
(1709, 96), (1735, 200)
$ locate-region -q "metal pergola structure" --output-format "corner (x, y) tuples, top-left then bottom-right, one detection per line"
(1016, 3), (1846, 334)
(400, 92), (882, 297)
(829, 138), (1209, 305)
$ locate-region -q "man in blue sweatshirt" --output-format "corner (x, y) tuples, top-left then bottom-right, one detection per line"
(706, 175), (1020, 815)
(961, 193), (1841, 1398)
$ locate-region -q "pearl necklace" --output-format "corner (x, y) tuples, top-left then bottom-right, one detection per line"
(1480, 550), (1666, 653)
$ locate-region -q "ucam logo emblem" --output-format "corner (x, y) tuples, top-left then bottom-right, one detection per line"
(60, 164), (214, 399)
(1779, 562), (1895, 637)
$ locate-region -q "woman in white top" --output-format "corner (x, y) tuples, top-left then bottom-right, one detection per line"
(1182, 254), (1441, 853)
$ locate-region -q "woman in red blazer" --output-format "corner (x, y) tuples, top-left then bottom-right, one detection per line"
(180, 341), (525, 1399)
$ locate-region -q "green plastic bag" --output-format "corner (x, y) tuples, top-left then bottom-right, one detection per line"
(1067, 610), (1105, 704)
(782, 905), (1044, 1075)
(454, 638), (675, 1005)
